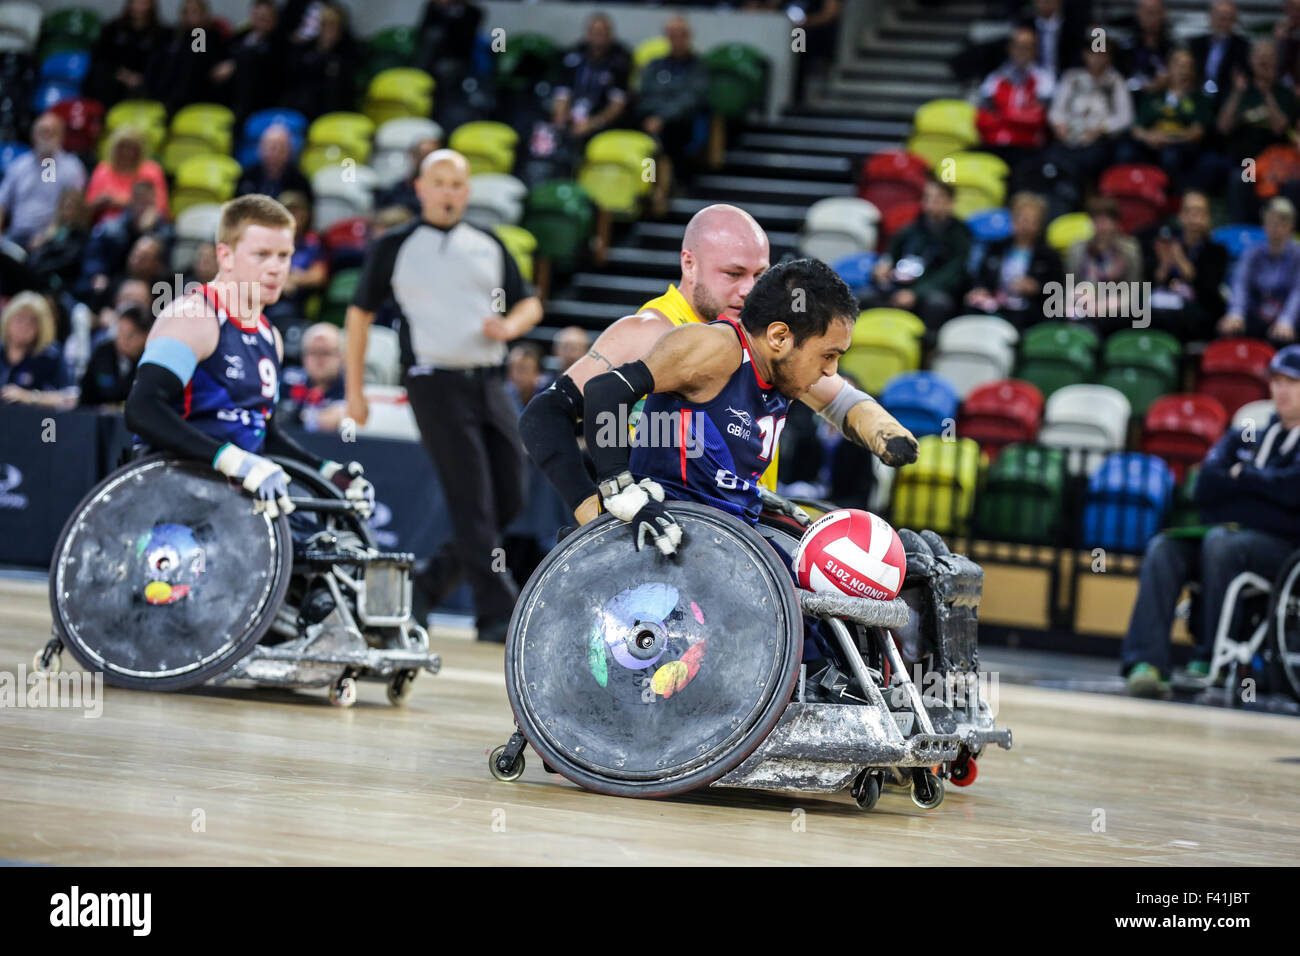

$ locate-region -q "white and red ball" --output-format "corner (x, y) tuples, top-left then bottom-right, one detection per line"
(793, 509), (906, 601)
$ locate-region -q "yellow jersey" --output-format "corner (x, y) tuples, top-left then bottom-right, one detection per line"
(636, 285), (779, 491)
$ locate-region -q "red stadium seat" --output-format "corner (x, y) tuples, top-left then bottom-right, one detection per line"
(957, 378), (1044, 459)
(878, 200), (920, 251)
(859, 150), (928, 216)
(49, 96), (103, 155)
(1198, 338), (1275, 416)
(324, 216), (371, 267)
(1141, 393), (1228, 482)
(1099, 164), (1168, 234)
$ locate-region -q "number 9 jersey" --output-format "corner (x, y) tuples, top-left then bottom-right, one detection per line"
(628, 318), (789, 524)
(171, 283), (280, 454)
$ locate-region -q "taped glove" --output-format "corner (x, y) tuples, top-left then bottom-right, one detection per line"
(598, 471), (684, 556)
(213, 444), (294, 519)
(846, 400), (920, 467)
(321, 459), (374, 519)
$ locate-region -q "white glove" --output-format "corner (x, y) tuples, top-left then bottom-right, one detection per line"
(597, 471), (683, 556)
(321, 460), (374, 519)
(213, 444), (295, 519)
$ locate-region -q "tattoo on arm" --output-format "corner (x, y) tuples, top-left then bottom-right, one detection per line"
(587, 348), (614, 370)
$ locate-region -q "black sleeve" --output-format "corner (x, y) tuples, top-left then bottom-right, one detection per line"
(520, 374), (597, 511)
(485, 228), (535, 308)
(583, 360), (656, 482)
(124, 363), (225, 462)
(263, 411), (326, 470)
(77, 345), (108, 406)
(351, 229), (402, 313)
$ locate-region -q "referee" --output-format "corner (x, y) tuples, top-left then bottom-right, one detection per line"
(344, 149), (544, 642)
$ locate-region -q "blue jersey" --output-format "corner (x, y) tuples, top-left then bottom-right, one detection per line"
(629, 319), (789, 523)
(175, 284), (280, 454)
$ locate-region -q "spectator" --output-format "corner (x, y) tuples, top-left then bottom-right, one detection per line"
(215, 0), (283, 122)
(84, 127), (170, 224)
(1121, 48), (1216, 191)
(637, 16), (709, 181)
(1122, 344), (1300, 696)
(26, 188), (92, 294)
(283, 4), (358, 120)
(183, 241), (218, 287)
(552, 325), (590, 371)
(868, 178), (972, 330)
(236, 124), (313, 201)
(0, 114), (88, 250)
(375, 138), (441, 214)
(146, 0), (229, 113)
(279, 322), (347, 431)
(1120, 0), (1173, 94)
(976, 25), (1055, 163)
(1064, 196), (1142, 330)
(1145, 190), (1228, 341)
(506, 341), (545, 410)
(264, 190), (327, 360)
(552, 14), (631, 144)
(123, 235), (168, 291)
(417, 0), (484, 87)
(1046, 40), (1134, 183)
(1190, 0), (1250, 101)
(87, 0), (167, 107)
(965, 191), (1063, 329)
(77, 179), (173, 309)
(1278, 0), (1300, 90)
(1218, 196), (1300, 343)
(1024, 0), (1085, 82)
(0, 292), (74, 406)
(1217, 40), (1298, 223)
(78, 302), (151, 406)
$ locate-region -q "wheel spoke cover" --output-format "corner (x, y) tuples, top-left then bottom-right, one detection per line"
(506, 503), (802, 797)
(51, 455), (292, 689)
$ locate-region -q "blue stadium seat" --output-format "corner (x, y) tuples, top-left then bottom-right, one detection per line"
(879, 370), (961, 437)
(243, 108), (307, 144)
(966, 206), (1011, 243)
(830, 251), (878, 296)
(39, 49), (88, 85)
(31, 80), (77, 111)
(1080, 452), (1175, 554)
(1211, 224), (1265, 266)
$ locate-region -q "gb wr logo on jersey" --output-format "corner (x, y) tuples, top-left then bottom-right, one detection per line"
(726, 406), (752, 439)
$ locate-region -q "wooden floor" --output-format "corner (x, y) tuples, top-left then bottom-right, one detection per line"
(2, 578), (1298, 866)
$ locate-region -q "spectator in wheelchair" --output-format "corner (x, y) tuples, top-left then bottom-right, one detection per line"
(1122, 344), (1300, 697)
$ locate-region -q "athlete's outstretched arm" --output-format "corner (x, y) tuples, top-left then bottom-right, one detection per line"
(801, 373), (919, 467)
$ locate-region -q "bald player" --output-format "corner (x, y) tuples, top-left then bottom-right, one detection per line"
(520, 203), (919, 526)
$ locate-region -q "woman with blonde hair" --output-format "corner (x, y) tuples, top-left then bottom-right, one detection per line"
(1, 291), (76, 407)
(84, 127), (170, 223)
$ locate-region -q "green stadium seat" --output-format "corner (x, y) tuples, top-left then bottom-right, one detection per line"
(494, 32), (560, 91)
(522, 180), (594, 272)
(1099, 328), (1181, 416)
(704, 43), (766, 118)
(322, 268), (361, 326)
(1014, 321), (1099, 399)
(974, 443), (1066, 544)
(364, 25), (417, 75)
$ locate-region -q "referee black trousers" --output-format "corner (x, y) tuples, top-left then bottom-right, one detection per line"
(405, 368), (527, 626)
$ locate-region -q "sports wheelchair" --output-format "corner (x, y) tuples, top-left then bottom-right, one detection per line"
(489, 493), (1011, 811)
(36, 452), (440, 706)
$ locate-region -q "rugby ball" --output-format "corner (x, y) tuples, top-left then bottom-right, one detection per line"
(793, 509), (906, 601)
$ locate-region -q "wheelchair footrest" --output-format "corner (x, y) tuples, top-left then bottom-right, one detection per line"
(299, 550), (415, 567)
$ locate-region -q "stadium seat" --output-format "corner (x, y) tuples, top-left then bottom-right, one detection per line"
(840, 308), (925, 394)
(308, 112), (374, 159)
(0, 2), (42, 49)
(242, 107), (307, 147)
(630, 35), (670, 92)
(465, 172), (527, 230)
(1099, 328), (1181, 416)
(32, 80), (76, 111)
(890, 435), (980, 534)
(1038, 383), (1132, 476)
(1167, 465), (1200, 528)
(171, 202), (222, 272)
(879, 370), (960, 437)
(299, 143), (364, 179)
(975, 443), (1066, 544)
(830, 252), (879, 297)
(38, 48), (87, 85)
(578, 130), (656, 215)
(1080, 452), (1175, 554)
(323, 216), (370, 269)
(906, 132), (967, 168)
(48, 95), (100, 153)
(522, 180), (595, 273)
(370, 116), (443, 187)
(704, 43), (766, 118)
(859, 150), (928, 216)
(1197, 338), (1275, 416)
(1045, 211), (1094, 252)
(494, 32), (560, 91)
(957, 378), (1044, 457)
(1232, 398), (1276, 430)
(965, 206), (1012, 244)
(1211, 224), (1265, 270)
(321, 268), (361, 326)
(363, 25), (416, 81)
(878, 200), (920, 249)
(449, 120), (518, 176)
(931, 314), (1019, 397)
(311, 163), (377, 231)
(364, 67), (434, 126)
(174, 153), (240, 201)
(799, 196), (880, 263)
(910, 99), (977, 164)
(1014, 321), (1099, 398)
(38, 7), (101, 56)
(104, 98), (166, 136)
(945, 151), (1008, 218)
(492, 223), (537, 282)
(1141, 393), (1229, 482)
(1098, 163), (1169, 234)
(171, 102), (235, 151)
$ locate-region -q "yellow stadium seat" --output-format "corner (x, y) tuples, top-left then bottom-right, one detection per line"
(906, 133), (967, 168)
(162, 137), (224, 177)
(841, 309), (925, 394)
(449, 121), (518, 176)
(578, 130), (658, 214)
(914, 99), (977, 145)
(175, 153), (241, 194)
(171, 102), (235, 150)
(1046, 211), (1095, 253)
(300, 142), (364, 178)
(492, 224), (536, 282)
(631, 35), (671, 91)
(890, 435), (981, 534)
(945, 150), (1009, 182)
(309, 112), (376, 155)
(364, 68), (435, 126)
(105, 98), (165, 133)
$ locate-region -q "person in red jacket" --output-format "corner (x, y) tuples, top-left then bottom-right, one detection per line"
(977, 25), (1056, 164)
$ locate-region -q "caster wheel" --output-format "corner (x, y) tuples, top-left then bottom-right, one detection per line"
(387, 670), (416, 706)
(910, 769), (944, 810)
(32, 648), (60, 673)
(950, 756), (978, 788)
(489, 745), (525, 782)
(329, 675), (358, 708)
(851, 770), (881, 811)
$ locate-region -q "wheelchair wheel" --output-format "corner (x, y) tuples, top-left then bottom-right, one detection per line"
(1269, 550), (1300, 704)
(49, 454), (294, 690)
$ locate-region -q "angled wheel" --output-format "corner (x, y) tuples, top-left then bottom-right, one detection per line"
(1269, 550), (1300, 704)
(505, 504), (803, 799)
